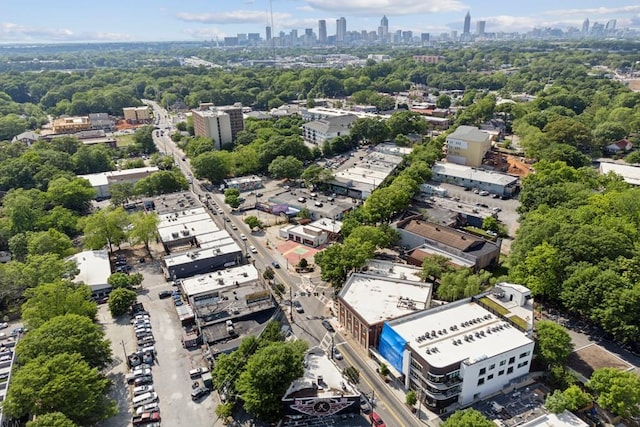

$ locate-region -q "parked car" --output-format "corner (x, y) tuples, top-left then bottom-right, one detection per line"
(135, 402), (159, 415)
(134, 375), (153, 387)
(191, 386), (210, 401)
(158, 290), (172, 299)
(369, 412), (386, 427)
(132, 411), (160, 425)
(293, 300), (304, 313)
(271, 261), (280, 269)
(321, 320), (335, 333)
(240, 233), (247, 240)
(189, 367), (210, 379)
(479, 190), (490, 196)
(231, 224), (238, 230)
(137, 336), (155, 347)
(133, 385), (154, 396)
(249, 246), (258, 253)
(0, 323), (8, 330)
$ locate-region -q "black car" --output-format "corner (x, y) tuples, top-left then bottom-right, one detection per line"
(158, 290), (173, 299)
(191, 386), (210, 401)
(321, 320), (335, 333)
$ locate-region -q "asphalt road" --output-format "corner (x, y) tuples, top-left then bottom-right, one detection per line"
(145, 102), (428, 427)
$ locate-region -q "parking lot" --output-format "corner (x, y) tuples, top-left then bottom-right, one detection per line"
(467, 383), (549, 426)
(99, 256), (216, 427)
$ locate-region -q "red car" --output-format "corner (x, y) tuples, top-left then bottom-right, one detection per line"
(369, 412), (386, 427)
(132, 411), (160, 425)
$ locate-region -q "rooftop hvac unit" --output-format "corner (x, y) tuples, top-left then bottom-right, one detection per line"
(425, 348), (431, 354)
(453, 340), (458, 346)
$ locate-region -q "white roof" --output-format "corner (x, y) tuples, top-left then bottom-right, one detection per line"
(181, 265), (259, 298)
(520, 410), (588, 427)
(79, 167), (159, 187)
(375, 143), (413, 156)
(363, 259), (423, 282)
(284, 349), (359, 398)
(158, 207), (207, 223)
(224, 175), (262, 185)
(339, 273), (432, 325)
(158, 218), (220, 244)
(433, 162), (519, 186)
(163, 239), (241, 268)
(68, 250), (111, 291)
(309, 218), (343, 234)
(390, 301), (534, 369)
(599, 162), (640, 185)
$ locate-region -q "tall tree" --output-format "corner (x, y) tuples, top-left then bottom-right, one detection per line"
(46, 177), (96, 213)
(535, 321), (573, 367)
(133, 125), (157, 154)
(26, 229), (73, 258)
(587, 368), (640, 418)
(108, 287), (137, 317)
(236, 340), (308, 422)
(109, 182), (136, 207)
(268, 155), (304, 180)
(16, 313), (112, 369)
(191, 151), (231, 184)
(26, 412), (77, 427)
(128, 211), (159, 256)
(21, 281), (97, 330)
(441, 409), (494, 427)
(82, 207), (129, 253)
(3, 353), (117, 425)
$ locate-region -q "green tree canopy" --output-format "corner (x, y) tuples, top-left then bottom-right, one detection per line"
(544, 385), (592, 413)
(16, 313), (112, 369)
(128, 211), (159, 256)
(587, 368), (640, 418)
(108, 287), (137, 317)
(441, 408), (494, 427)
(26, 412), (78, 427)
(81, 207), (129, 253)
(4, 353), (117, 425)
(268, 155), (304, 180)
(21, 281), (96, 330)
(535, 320), (574, 367)
(191, 151), (231, 183)
(46, 176), (96, 213)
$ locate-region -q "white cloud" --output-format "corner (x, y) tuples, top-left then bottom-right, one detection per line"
(0, 22), (131, 42)
(542, 5), (640, 17)
(303, 0), (466, 15)
(183, 28), (227, 40)
(176, 10), (291, 24)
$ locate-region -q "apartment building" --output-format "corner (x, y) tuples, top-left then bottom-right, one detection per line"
(445, 125), (492, 167)
(192, 109), (233, 149)
(52, 116), (91, 134)
(122, 106), (151, 124)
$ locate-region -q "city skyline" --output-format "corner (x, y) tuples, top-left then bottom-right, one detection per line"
(1, 1), (640, 43)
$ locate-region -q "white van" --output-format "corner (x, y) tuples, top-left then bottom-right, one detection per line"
(132, 392), (158, 408)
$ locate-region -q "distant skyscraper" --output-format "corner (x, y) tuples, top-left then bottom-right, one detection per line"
(606, 19), (617, 31)
(421, 33), (430, 43)
(266, 26), (272, 41)
(463, 11), (471, 34)
(336, 17), (347, 43)
(476, 20), (486, 35)
(381, 15), (389, 42)
(582, 18), (590, 34)
(318, 20), (327, 43)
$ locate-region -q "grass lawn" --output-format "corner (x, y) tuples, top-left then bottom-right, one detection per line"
(116, 134), (136, 147)
(478, 297), (509, 315)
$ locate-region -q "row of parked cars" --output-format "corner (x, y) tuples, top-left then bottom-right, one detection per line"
(125, 306), (161, 426)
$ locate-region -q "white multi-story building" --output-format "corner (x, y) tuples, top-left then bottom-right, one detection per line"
(379, 283), (534, 413)
(192, 109), (233, 149)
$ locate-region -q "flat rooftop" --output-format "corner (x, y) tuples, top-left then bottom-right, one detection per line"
(433, 162), (519, 186)
(339, 273), (432, 325)
(202, 308), (277, 355)
(567, 343), (635, 381)
(308, 218), (343, 234)
(520, 410), (588, 427)
(158, 217), (220, 244)
(284, 349), (359, 399)
(599, 162), (640, 185)
(68, 250), (111, 291)
(390, 300), (534, 369)
(362, 259), (423, 282)
(409, 246), (476, 268)
(147, 192), (201, 214)
(163, 239), (241, 268)
(79, 166), (159, 187)
(182, 265), (259, 299)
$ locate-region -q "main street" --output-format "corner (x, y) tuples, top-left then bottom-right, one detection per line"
(146, 102), (428, 427)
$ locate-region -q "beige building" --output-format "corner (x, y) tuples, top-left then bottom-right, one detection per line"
(52, 116), (91, 134)
(197, 103), (244, 140)
(445, 125), (492, 167)
(123, 106), (151, 123)
(192, 109), (233, 149)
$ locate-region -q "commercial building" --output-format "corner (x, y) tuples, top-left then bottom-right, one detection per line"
(122, 106), (151, 124)
(599, 161), (640, 185)
(79, 167), (159, 200)
(302, 115), (357, 145)
(300, 107), (380, 122)
(378, 283), (535, 412)
(157, 207), (221, 251)
(396, 217), (500, 270)
(279, 218), (342, 248)
(223, 176), (263, 192)
(163, 239), (242, 280)
(445, 126), (492, 167)
(282, 348), (360, 420)
(11, 131), (41, 146)
(52, 116), (91, 134)
(336, 261), (431, 350)
(431, 162), (519, 197)
(520, 410), (589, 427)
(329, 146), (407, 199)
(67, 249), (112, 298)
(192, 109), (233, 149)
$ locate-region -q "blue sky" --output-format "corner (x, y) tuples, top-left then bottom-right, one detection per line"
(1, 1), (639, 43)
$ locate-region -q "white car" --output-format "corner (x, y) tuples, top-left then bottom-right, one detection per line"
(0, 323), (8, 330)
(136, 402), (159, 415)
(249, 246), (258, 253)
(133, 385), (154, 396)
(240, 233), (247, 240)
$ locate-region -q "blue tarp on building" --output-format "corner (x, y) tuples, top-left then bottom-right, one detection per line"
(378, 323), (406, 373)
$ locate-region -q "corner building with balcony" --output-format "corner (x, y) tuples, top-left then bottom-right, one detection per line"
(378, 283), (535, 413)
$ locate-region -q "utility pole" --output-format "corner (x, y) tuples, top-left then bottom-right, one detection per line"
(121, 340), (128, 368)
(289, 285), (294, 322)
